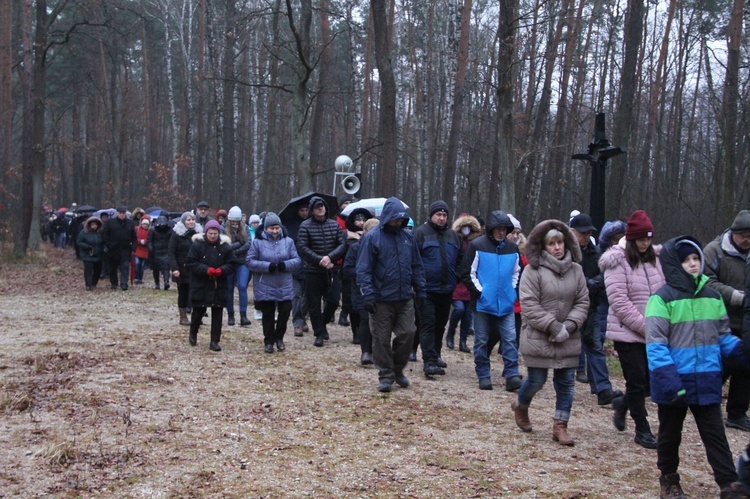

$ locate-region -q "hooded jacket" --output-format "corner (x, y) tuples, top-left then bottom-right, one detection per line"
(703, 229), (749, 333)
(168, 221), (203, 281)
(77, 217), (104, 262)
(414, 212), (464, 294)
(356, 197), (426, 303)
(518, 219), (588, 369)
(599, 239), (665, 343)
(148, 215), (173, 271)
(246, 228), (302, 302)
(460, 210), (520, 316)
(297, 196), (347, 273)
(646, 236), (747, 405)
(451, 215), (482, 302)
(186, 233), (240, 307)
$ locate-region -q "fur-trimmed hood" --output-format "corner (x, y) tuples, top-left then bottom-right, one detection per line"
(451, 214), (482, 241)
(191, 232), (230, 245)
(83, 216), (103, 233)
(525, 219), (582, 268)
(173, 221), (203, 237)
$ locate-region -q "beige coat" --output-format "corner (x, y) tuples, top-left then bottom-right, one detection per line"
(519, 219), (589, 369)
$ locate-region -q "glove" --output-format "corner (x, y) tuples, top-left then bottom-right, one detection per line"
(213, 267), (222, 277)
(669, 389), (688, 408)
(277, 261), (286, 272)
(207, 267), (217, 277)
(731, 290), (745, 307)
(268, 262), (278, 273)
(140, 239), (146, 245)
(364, 297), (377, 314)
(549, 325), (569, 343)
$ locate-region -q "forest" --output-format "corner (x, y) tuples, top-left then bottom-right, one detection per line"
(1, 0), (748, 253)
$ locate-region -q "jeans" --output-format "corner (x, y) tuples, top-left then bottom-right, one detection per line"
(292, 274), (308, 328)
(614, 341), (652, 432)
(657, 403), (737, 488)
(370, 300), (416, 383)
(517, 366), (576, 421)
(582, 313), (613, 394)
(472, 310), (518, 380)
(256, 300), (292, 344)
(226, 264), (250, 315)
(134, 257), (147, 282)
(447, 299), (472, 343)
(418, 292), (453, 364)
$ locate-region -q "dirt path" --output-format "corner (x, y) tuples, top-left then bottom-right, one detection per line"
(0, 247), (747, 497)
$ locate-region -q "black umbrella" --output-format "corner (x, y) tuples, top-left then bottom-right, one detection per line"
(278, 192), (339, 242)
(74, 205), (97, 214)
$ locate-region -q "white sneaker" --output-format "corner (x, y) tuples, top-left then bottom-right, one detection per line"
(254, 311), (262, 320)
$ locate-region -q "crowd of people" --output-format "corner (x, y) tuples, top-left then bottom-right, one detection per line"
(53, 194), (750, 498)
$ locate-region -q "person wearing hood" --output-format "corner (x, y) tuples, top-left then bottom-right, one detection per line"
(703, 210), (750, 432)
(169, 212), (203, 325)
(344, 217), (379, 365)
(599, 209), (665, 449)
(297, 196), (347, 347)
(149, 215), (173, 290)
(186, 220), (241, 351)
(413, 200), (464, 377)
(357, 197), (426, 392)
(460, 210), (522, 392)
(342, 207), (373, 345)
(646, 237), (749, 498)
(246, 212), (302, 353)
(447, 214), (483, 353)
(512, 219), (589, 447)
(134, 216), (151, 284)
(596, 220), (627, 346)
(225, 206), (253, 327)
(77, 216), (105, 291)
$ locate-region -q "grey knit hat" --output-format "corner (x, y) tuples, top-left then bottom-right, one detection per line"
(264, 212), (281, 228)
(731, 210), (750, 233)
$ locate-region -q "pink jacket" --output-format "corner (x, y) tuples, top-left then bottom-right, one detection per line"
(599, 243), (665, 344)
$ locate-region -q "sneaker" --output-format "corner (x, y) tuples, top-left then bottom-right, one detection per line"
(378, 380), (392, 393)
(727, 416), (750, 432)
(313, 336), (324, 347)
(634, 430), (658, 449)
(478, 377), (493, 390)
(394, 374), (410, 388)
(505, 376), (522, 392)
(597, 388), (624, 406)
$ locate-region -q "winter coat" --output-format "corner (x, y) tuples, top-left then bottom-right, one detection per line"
(703, 229), (749, 333)
(186, 233), (240, 307)
(744, 267), (750, 360)
(414, 218), (463, 295)
(451, 215), (482, 302)
(579, 241), (604, 343)
(148, 216), (173, 271)
(343, 239), (365, 311)
(76, 217), (104, 262)
(599, 240), (665, 344)
(228, 228), (252, 262)
(134, 226), (150, 259)
(102, 216), (136, 260)
(246, 229), (301, 302)
(646, 236), (747, 406)
(519, 219), (588, 369)
(460, 211), (520, 316)
(356, 197), (427, 303)
(168, 221), (203, 284)
(297, 196), (347, 273)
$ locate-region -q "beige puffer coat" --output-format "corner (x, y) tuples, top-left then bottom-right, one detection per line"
(519, 219), (589, 369)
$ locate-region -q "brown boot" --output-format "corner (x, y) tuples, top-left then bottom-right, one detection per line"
(552, 419), (574, 446)
(659, 473), (686, 498)
(179, 308), (190, 326)
(511, 401), (532, 432)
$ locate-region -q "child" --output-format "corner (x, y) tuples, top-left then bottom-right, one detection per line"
(645, 236), (748, 498)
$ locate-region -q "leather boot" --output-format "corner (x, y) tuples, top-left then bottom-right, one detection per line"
(188, 328), (197, 346)
(459, 340), (470, 353)
(511, 400), (532, 432)
(240, 312), (251, 326)
(659, 473), (686, 498)
(227, 313), (235, 326)
(552, 419), (574, 446)
(179, 308), (191, 326)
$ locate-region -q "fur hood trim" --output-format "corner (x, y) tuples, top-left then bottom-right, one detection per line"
(525, 219), (581, 268)
(451, 215), (482, 241)
(84, 216), (103, 233)
(191, 232), (230, 245)
(174, 221), (203, 237)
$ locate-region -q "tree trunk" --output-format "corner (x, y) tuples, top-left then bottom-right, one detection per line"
(0, 0), (10, 181)
(221, 0), (237, 201)
(309, 0), (331, 186)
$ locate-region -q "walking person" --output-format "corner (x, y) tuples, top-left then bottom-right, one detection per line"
(246, 213), (302, 353)
(357, 197), (426, 392)
(225, 206), (252, 327)
(186, 220), (241, 351)
(646, 236), (748, 498)
(149, 215), (173, 290)
(169, 212), (203, 326)
(133, 216), (151, 284)
(102, 206), (136, 291)
(599, 209), (665, 449)
(76, 216), (105, 291)
(446, 214), (482, 353)
(341, 207), (373, 344)
(512, 219), (589, 446)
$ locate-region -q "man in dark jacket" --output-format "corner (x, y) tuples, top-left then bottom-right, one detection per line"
(569, 213), (623, 405)
(194, 200), (213, 227)
(297, 196), (347, 347)
(102, 206), (136, 290)
(414, 200), (463, 376)
(357, 197), (427, 392)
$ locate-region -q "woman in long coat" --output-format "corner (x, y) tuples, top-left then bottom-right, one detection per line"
(77, 216), (105, 291)
(512, 219), (589, 446)
(168, 212), (202, 325)
(186, 220), (240, 351)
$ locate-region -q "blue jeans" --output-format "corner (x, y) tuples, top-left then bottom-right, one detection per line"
(517, 366), (576, 422)
(226, 264), (250, 315)
(472, 311), (518, 380)
(134, 257), (147, 282)
(583, 313), (613, 394)
(447, 300), (472, 342)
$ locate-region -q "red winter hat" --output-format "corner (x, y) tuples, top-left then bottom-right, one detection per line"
(626, 210), (654, 241)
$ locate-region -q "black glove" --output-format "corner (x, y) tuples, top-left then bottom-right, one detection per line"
(669, 389), (688, 408)
(364, 297), (377, 314)
(268, 262), (277, 273)
(277, 261), (286, 272)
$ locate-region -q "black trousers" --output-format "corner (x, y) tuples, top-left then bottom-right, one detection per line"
(614, 341), (652, 433)
(108, 254), (130, 288)
(305, 271), (338, 337)
(723, 347), (750, 420)
(190, 306), (223, 343)
(256, 300), (292, 345)
(177, 281), (190, 309)
(83, 261), (102, 288)
(418, 292), (453, 364)
(657, 403), (737, 488)
(352, 309), (373, 354)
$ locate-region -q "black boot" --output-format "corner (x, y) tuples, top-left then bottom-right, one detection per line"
(227, 313), (235, 326)
(446, 334), (455, 350)
(459, 340), (470, 353)
(240, 313), (251, 326)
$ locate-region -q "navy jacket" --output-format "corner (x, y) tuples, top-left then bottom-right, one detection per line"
(413, 220), (463, 294)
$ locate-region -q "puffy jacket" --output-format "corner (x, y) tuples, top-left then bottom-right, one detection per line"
(599, 240), (665, 343)
(186, 233), (240, 307)
(297, 196), (347, 273)
(413, 218), (463, 294)
(148, 216), (172, 271)
(519, 219), (588, 369)
(168, 221), (203, 283)
(646, 236), (747, 405)
(134, 226), (150, 259)
(460, 210), (520, 316)
(246, 229), (301, 302)
(356, 197), (426, 303)
(77, 217), (104, 262)
(343, 239), (365, 310)
(703, 229), (749, 333)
